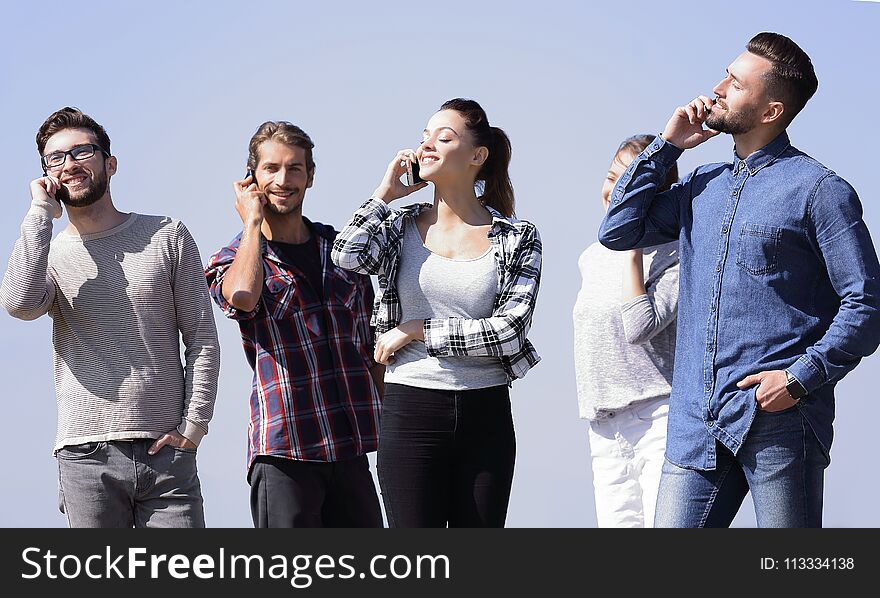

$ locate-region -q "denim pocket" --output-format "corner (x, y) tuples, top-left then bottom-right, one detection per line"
(736, 223), (782, 276)
(56, 441), (106, 460)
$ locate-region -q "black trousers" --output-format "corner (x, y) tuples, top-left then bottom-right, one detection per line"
(248, 454), (383, 528)
(377, 383), (516, 528)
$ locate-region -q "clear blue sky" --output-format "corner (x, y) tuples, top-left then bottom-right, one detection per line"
(1, 0), (878, 527)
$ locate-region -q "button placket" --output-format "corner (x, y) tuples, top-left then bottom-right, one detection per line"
(703, 168), (747, 424)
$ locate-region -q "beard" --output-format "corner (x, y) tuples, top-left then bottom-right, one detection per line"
(263, 187), (303, 216)
(57, 168), (109, 208)
(264, 200), (301, 215)
(705, 104), (761, 135)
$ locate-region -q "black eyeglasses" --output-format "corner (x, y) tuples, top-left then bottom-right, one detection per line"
(41, 143), (110, 171)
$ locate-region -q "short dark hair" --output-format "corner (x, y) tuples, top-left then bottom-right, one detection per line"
(247, 121), (315, 172)
(36, 107), (111, 156)
(747, 32), (818, 125)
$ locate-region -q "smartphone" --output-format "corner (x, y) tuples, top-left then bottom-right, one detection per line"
(245, 168), (257, 188)
(47, 174), (70, 203)
(405, 159), (423, 186)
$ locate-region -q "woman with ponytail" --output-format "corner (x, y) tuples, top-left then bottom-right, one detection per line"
(332, 98), (542, 527)
(573, 134), (680, 527)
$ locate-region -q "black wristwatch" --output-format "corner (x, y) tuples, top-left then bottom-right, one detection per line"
(785, 370), (807, 401)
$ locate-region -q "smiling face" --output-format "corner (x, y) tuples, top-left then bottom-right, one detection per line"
(705, 51), (773, 135)
(416, 109), (487, 184)
(252, 140), (314, 216)
(41, 128), (115, 207)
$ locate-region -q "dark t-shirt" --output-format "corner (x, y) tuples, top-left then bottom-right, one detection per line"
(268, 237), (323, 296)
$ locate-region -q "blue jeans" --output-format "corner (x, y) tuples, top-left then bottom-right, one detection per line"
(57, 439), (205, 528)
(654, 406), (829, 528)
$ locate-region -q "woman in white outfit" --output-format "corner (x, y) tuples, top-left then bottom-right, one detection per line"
(573, 134), (680, 528)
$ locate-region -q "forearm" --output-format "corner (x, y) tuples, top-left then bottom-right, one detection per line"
(331, 197), (390, 274)
(791, 176), (880, 392)
(178, 301), (220, 445)
(221, 223), (264, 312)
(179, 339), (219, 445)
(598, 138), (684, 250)
(0, 202), (57, 319)
(176, 224), (221, 444)
(620, 258), (678, 345)
(787, 287), (880, 393)
(424, 313), (530, 358)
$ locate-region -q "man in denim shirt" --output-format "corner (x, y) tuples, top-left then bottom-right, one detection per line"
(599, 32), (880, 527)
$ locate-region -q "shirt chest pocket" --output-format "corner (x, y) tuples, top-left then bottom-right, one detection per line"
(735, 222), (782, 276)
(328, 267), (360, 311)
(263, 272), (301, 320)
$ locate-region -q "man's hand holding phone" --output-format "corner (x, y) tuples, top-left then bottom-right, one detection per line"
(30, 175), (64, 219)
(233, 170), (267, 228)
(373, 149), (428, 204)
(662, 95), (721, 150)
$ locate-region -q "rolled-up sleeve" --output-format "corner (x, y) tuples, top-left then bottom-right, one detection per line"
(332, 198), (392, 275)
(204, 238), (261, 321)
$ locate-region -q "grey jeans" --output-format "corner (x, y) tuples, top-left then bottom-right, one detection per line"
(56, 439), (205, 528)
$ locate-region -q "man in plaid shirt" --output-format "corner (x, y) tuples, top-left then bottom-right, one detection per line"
(205, 122), (383, 528)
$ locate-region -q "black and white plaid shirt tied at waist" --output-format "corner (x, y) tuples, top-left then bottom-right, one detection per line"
(331, 197), (542, 383)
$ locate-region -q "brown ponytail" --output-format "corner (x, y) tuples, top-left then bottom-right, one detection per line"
(439, 98), (515, 217)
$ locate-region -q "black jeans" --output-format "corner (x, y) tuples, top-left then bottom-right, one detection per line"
(377, 383), (516, 527)
(249, 454), (383, 528)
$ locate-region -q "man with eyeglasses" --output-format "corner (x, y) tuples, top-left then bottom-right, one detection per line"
(0, 107), (220, 527)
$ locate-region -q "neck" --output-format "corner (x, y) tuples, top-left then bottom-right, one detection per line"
(430, 180), (491, 226)
(65, 194), (128, 236)
(261, 209), (311, 243)
(732, 125), (785, 160)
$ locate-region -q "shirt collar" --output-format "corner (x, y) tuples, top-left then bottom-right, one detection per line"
(733, 130), (791, 176)
(485, 205), (517, 231)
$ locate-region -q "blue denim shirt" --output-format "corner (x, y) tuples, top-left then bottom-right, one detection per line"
(599, 131), (880, 470)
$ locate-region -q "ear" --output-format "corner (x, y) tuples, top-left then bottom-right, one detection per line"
(306, 166), (315, 189)
(761, 101), (785, 125)
(106, 155), (118, 177)
(472, 146), (489, 167)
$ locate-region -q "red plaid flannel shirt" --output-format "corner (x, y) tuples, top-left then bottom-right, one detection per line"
(205, 219), (380, 470)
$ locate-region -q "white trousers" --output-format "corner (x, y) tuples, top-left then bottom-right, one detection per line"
(587, 397), (668, 528)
